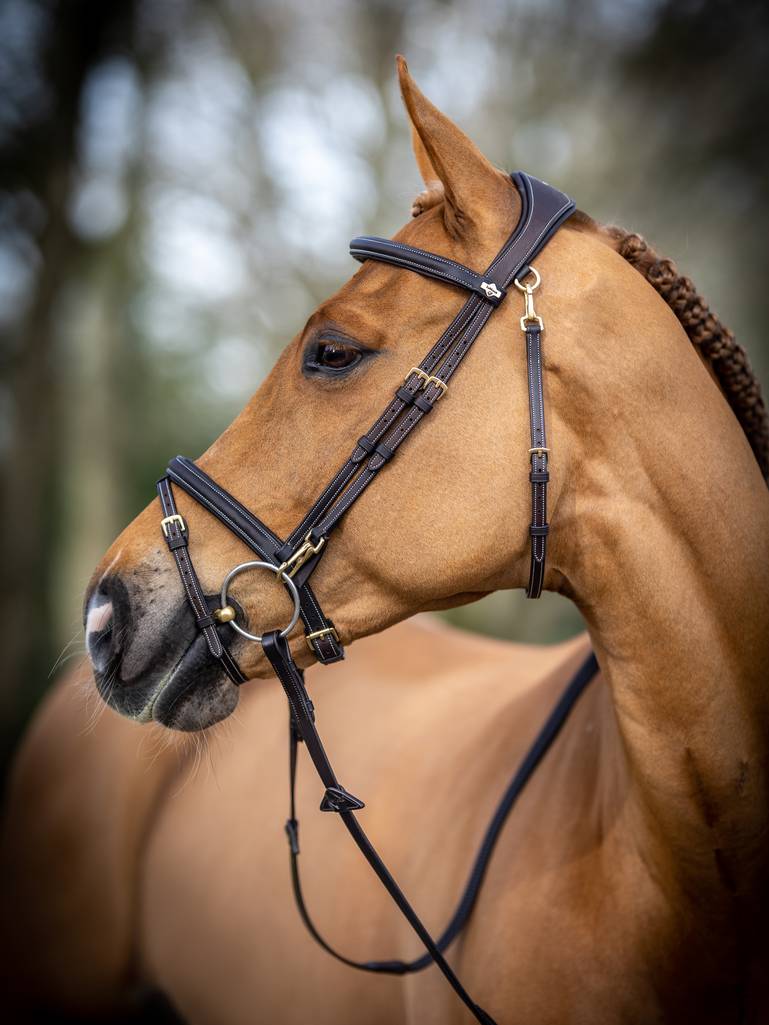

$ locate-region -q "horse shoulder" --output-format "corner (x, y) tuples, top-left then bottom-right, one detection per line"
(0, 665), (179, 1016)
(458, 647), (738, 1023)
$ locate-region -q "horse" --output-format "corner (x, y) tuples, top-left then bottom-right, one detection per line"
(2, 56), (768, 1024)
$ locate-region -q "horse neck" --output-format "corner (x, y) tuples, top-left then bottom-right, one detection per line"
(549, 264), (769, 902)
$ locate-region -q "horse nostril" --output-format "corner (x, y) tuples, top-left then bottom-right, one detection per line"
(85, 587), (120, 673)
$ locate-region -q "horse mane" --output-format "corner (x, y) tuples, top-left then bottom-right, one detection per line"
(579, 214), (769, 483)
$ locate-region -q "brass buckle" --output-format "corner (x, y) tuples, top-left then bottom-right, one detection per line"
(277, 532), (327, 578)
(407, 367), (448, 400)
(161, 513), (186, 538)
(305, 626), (340, 651)
(528, 446), (550, 458)
(514, 265), (544, 330)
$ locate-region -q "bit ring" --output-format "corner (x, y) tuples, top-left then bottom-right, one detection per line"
(219, 561), (301, 643)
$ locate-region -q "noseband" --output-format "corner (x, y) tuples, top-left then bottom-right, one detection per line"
(155, 172), (597, 1024)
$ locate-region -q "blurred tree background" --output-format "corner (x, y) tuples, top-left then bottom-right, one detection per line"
(1, 0), (768, 760)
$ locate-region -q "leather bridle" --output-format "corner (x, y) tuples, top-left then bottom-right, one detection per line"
(155, 172), (597, 1024)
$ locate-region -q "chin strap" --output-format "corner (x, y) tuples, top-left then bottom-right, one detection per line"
(263, 629), (598, 1024)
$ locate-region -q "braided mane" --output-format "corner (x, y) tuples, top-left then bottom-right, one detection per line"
(604, 224), (769, 482)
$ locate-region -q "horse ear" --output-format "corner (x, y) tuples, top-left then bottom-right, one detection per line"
(408, 124), (444, 218)
(397, 55), (514, 236)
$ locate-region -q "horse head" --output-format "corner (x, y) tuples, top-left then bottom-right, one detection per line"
(83, 58), (766, 732)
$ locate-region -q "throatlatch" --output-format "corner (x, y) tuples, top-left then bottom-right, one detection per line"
(155, 172), (593, 1025)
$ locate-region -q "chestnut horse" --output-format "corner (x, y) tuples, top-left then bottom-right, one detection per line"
(3, 58), (769, 1024)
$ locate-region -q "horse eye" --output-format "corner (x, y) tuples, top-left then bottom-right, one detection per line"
(315, 341), (361, 370)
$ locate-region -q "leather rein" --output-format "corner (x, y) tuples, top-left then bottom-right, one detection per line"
(155, 172), (597, 1024)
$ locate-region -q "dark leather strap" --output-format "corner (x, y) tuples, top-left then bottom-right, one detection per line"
(262, 630), (500, 1025)
(279, 293), (485, 558)
(350, 235), (507, 305)
(166, 457), (344, 665)
(351, 171), (572, 309)
(157, 477), (247, 685)
(285, 651), (597, 975)
(524, 322), (549, 598)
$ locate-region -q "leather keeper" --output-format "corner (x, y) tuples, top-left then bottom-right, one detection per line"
(274, 542), (293, 564)
(352, 434), (377, 463)
(529, 524), (550, 537)
(374, 442), (395, 463)
(196, 614), (215, 629)
(395, 386), (433, 413)
(529, 471), (550, 483)
(357, 434), (376, 453)
(167, 534), (188, 550)
(308, 618), (342, 657)
(285, 818), (300, 855)
(312, 637), (345, 664)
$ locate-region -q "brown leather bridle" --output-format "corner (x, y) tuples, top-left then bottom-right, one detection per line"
(154, 172), (597, 1025)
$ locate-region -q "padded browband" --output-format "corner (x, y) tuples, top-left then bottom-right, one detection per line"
(350, 236), (508, 304)
(350, 171), (575, 303)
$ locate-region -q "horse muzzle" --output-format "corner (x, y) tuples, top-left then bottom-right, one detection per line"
(83, 570), (242, 731)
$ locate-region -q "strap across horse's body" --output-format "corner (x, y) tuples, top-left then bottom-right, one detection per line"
(277, 641), (598, 978)
(155, 171), (589, 1025)
(263, 630), (597, 1024)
